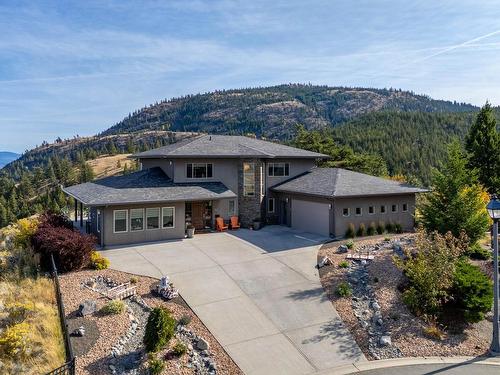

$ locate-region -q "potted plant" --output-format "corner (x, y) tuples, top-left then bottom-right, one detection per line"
(186, 224), (195, 238)
(252, 218), (261, 231)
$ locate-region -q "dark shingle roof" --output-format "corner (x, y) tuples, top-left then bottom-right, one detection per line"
(133, 135), (327, 159)
(62, 167), (236, 206)
(272, 168), (428, 198)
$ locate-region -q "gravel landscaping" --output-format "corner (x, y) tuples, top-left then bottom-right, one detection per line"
(318, 234), (493, 360)
(59, 269), (243, 375)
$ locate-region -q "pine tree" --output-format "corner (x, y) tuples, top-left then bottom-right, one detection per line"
(79, 161), (95, 183)
(465, 102), (500, 193)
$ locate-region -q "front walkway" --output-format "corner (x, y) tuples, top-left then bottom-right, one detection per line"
(104, 226), (365, 375)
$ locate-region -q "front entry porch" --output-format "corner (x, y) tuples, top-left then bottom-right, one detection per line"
(185, 201), (213, 231)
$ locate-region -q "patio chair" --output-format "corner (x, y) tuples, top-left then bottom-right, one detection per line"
(216, 217), (228, 232)
(230, 216), (240, 230)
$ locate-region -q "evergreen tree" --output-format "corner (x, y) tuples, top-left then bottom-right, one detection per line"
(79, 161), (95, 183)
(465, 102), (500, 193)
(420, 141), (490, 244)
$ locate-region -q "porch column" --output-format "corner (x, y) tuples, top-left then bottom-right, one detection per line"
(74, 199), (78, 222)
(79, 202), (83, 227)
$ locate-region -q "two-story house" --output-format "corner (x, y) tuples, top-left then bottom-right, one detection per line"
(63, 135), (426, 247)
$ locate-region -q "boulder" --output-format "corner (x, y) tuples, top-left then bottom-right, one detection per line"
(379, 335), (392, 346)
(71, 326), (85, 337)
(372, 301), (381, 311)
(338, 244), (348, 253)
(197, 338), (210, 351)
(77, 300), (96, 316)
(317, 256), (331, 268)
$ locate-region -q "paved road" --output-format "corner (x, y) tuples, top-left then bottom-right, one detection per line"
(104, 226), (365, 375)
(353, 363), (499, 374)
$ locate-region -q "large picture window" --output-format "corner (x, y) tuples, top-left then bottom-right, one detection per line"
(268, 163), (289, 177)
(162, 207), (175, 228)
(113, 210), (128, 233)
(243, 162), (255, 196)
(146, 208), (160, 230)
(186, 163), (213, 179)
(130, 208), (144, 231)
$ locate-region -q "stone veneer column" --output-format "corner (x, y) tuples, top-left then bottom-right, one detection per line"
(238, 158), (265, 227)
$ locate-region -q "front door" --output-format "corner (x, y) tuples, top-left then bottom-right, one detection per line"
(191, 202), (205, 230)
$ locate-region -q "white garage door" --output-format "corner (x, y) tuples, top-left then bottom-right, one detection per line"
(291, 199), (330, 236)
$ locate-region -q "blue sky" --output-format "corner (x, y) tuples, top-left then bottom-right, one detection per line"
(1, 0), (500, 152)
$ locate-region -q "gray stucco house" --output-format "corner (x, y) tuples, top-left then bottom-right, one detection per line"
(63, 135), (426, 246)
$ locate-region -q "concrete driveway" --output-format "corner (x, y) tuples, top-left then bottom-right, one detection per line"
(104, 226), (365, 375)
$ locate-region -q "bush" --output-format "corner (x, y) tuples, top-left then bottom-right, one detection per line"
(11, 217), (39, 249)
(423, 321), (446, 340)
(336, 282), (352, 297)
(356, 223), (366, 237)
(172, 341), (187, 357)
(345, 239), (354, 249)
(178, 314), (191, 326)
(144, 307), (176, 353)
(394, 222), (403, 234)
(90, 251), (109, 270)
(367, 222), (376, 236)
(376, 221), (385, 235)
(338, 260), (349, 268)
(130, 276), (139, 284)
(148, 354), (165, 375)
(100, 300), (125, 315)
(31, 218), (96, 273)
(345, 223), (355, 238)
(451, 260), (493, 323)
(0, 322), (30, 358)
(466, 242), (491, 260)
(38, 211), (73, 230)
(385, 222), (394, 233)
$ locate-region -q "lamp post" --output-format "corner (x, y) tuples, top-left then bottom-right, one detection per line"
(487, 196), (500, 355)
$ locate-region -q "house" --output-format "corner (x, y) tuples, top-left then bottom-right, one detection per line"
(62, 135), (426, 246)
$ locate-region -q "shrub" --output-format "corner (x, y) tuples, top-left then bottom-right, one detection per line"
(376, 221), (385, 235)
(385, 222), (394, 233)
(423, 321), (446, 340)
(172, 341), (187, 357)
(100, 300), (125, 315)
(394, 222), (403, 234)
(90, 251), (109, 270)
(345, 223), (355, 238)
(384, 236), (391, 241)
(356, 223), (366, 237)
(336, 282), (352, 297)
(451, 260), (493, 323)
(11, 217), (39, 248)
(367, 222), (376, 236)
(338, 260), (349, 268)
(38, 211), (73, 230)
(466, 242), (491, 260)
(0, 322), (30, 358)
(144, 307), (176, 353)
(130, 276), (139, 284)
(148, 354), (165, 375)
(178, 314), (192, 326)
(345, 240), (354, 249)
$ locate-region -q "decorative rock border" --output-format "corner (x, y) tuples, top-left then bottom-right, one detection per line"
(176, 325), (217, 374)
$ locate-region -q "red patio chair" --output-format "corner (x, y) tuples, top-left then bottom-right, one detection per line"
(230, 216), (240, 230)
(216, 217), (228, 232)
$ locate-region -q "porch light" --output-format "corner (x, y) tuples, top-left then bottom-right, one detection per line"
(487, 196), (500, 220)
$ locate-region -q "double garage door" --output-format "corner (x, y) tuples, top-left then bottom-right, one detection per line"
(290, 199), (331, 237)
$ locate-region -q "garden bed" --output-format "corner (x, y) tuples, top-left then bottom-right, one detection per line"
(59, 269), (243, 375)
(318, 234), (492, 360)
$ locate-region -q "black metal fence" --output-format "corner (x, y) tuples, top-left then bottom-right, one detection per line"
(46, 254), (76, 375)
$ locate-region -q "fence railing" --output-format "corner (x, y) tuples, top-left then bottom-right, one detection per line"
(46, 254), (76, 375)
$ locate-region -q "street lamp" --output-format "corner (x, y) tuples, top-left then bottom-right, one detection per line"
(487, 196), (500, 355)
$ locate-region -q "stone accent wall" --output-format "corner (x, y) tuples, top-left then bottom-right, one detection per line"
(238, 159), (265, 227)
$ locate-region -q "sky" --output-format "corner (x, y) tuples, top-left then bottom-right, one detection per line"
(1, 0), (500, 153)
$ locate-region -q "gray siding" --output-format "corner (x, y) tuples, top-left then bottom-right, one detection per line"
(141, 158), (174, 178)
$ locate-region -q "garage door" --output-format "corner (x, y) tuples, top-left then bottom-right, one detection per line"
(291, 199), (330, 236)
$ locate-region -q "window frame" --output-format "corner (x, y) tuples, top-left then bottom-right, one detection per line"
(342, 208), (350, 217)
(268, 198), (275, 213)
(113, 209), (128, 234)
(402, 203), (408, 212)
(243, 162), (256, 197)
(130, 208), (145, 232)
(268, 163), (290, 177)
(355, 207), (362, 216)
(96, 209), (101, 233)
(161, 207), (175, 229)
(391, 204), (398, 213)
(368, 206), (375, 215)
(186, 163), (213, 179)
(146, 207), (161, 230)
(380, 205), (386, 214)
(228, 200), (236, 216)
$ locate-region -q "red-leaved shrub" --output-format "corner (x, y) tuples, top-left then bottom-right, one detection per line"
(38, 211), (74, 230)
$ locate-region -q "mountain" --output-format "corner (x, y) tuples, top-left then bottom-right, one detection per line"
(0, 152), (20, 168)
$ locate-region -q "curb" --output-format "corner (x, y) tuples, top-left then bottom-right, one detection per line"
(318, 356), (500, 374)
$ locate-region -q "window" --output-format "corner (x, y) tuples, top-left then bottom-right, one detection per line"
(186, 163), (213, 179)
(228, 200), (235, 216)
(268, 163), (290, 177)
(113, 210), (128, 233)
(96, 209), (102, 233)
(380, 205), (386, 214)
(268, 198), (275, 213)
(162, 207), (175, 228)
(402, 203), (408, 212)
(243, 162), (255, 196)
(146, 208), (160, 230)
(342, 208), (350, 217)
(368, 206), (374, 215)
(355, 207), (362, 216)
(130, 208), (144, 231)
(391, 204), (398, 213)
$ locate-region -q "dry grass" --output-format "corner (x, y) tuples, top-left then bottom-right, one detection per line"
(86, 154), (133, 178)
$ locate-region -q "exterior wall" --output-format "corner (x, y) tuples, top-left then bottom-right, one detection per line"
(140, 158), (174, 178)
(213, 197), (238, 221)
(264, 159), (316, 190)
(333, 194), (416, 237)
(101, 201), (185, 247)
(238, 158), (265, 227)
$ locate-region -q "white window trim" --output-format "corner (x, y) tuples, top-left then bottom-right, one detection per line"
(391, 204), (398, 213)
(355, 207), (362, 216)
(368, 206), (375, 215)
(342, 208), (350, 217)
(186, 163), (213, 179)
(268, 198), (275, 213)
(162, 207), (175, 229)
(243, 162), (256, 197)
(146, 208), (161, 230)
(268, 163), (290, 177)
(380, 205), (387, 214)
(402, 203), (408, 212)
(113, 209), (128, 234)
(130, 208), (145, 232)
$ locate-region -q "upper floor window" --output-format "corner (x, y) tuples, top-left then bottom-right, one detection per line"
(187, 163), (213, 179)
(368, 206), (374, 214)
(342, 208), (350, 217)
(391, 204), (398, 213)
(355, 207), (362, 216)
(402, 203), (408, 212)
(380, 205), (386, 214)
(243, 162), (255, 196)
(268, 163), (290, 177)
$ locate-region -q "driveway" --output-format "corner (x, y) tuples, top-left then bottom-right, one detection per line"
(104, 226), (365, 375)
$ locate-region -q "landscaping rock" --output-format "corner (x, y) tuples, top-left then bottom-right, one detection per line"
(71, 326), (85, 337)
(317, 256), (332, 268)
(338, 244), (349, 253)
(379, 335), (392, 346)
(197, 338), (210, 350)
(77, 300), (96, 316)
